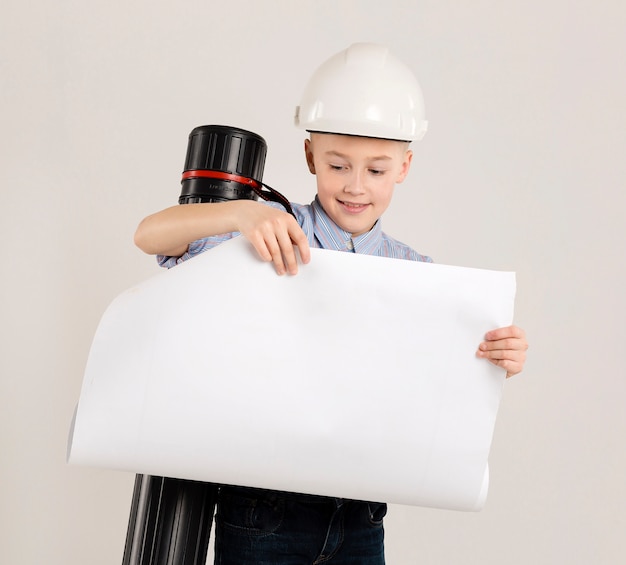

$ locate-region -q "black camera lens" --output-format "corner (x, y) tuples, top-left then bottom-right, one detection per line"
(179, 125), (267, 204)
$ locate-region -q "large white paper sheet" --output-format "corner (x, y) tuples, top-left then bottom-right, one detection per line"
(68, 236), (515, 511)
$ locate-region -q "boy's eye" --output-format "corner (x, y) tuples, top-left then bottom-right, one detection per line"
(369, 169), (385, 176)
(329, 164), (345, 171)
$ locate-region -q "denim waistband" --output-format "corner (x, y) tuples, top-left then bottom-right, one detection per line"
(219, 484), (350, 505)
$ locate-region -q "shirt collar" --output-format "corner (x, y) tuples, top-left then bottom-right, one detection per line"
(311, 196), (384, 255)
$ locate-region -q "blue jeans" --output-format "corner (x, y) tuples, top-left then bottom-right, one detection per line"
(214, 486), (387, 564)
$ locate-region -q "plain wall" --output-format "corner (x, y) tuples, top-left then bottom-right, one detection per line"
(1, 0), (624, 563)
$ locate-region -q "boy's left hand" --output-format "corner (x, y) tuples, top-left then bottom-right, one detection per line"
(477, 325), (528, 378)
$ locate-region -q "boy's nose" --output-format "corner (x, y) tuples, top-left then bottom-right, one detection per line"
(343, 171), (365, 194)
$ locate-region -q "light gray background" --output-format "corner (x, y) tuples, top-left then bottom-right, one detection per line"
(1, 1), (624, 563)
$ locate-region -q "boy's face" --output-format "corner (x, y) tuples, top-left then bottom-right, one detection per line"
(305, 133), (412, 237)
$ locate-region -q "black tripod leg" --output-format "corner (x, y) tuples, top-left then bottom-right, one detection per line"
(122, 475), (218, 565)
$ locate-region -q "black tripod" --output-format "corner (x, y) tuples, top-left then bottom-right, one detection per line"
(122, 476), (218, 565)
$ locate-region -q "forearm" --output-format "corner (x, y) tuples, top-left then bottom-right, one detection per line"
(134, 200), (246, 256)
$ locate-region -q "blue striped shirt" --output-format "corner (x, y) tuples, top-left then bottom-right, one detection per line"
(158, 196), (432, 268)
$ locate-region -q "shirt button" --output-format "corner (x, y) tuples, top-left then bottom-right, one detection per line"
(346, 239), (354, 250)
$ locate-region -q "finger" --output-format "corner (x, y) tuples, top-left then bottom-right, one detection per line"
(246, 231), (274, 263)
(478, 343), (526, 359)
(487, 357), (523, 378)
(274, 221), (310, 275)
(484, 325), (525, 341)
(276, 230), (300, 275)
(478, 337), (527, 352)
(477, 351), (524, 378)
(262, 234), (289, 275)
(477, 347), (526, 373)
(290, 226), (311, 265)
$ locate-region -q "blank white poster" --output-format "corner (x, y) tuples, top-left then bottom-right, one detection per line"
(69, 236), (515, 511)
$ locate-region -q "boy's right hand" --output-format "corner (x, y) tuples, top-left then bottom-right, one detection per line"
(235, 201), (310, 275)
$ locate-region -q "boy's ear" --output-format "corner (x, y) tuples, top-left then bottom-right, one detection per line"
(396, 149), (413, 184)
(304, 138), (316, 174)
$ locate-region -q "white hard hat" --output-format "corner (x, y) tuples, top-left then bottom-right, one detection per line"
(294, 43), (427, 142)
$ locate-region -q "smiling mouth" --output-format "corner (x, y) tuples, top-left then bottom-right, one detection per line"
(338, 200), (369, 212)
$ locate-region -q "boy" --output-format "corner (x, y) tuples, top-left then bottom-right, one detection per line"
(135, 43), (527, 565)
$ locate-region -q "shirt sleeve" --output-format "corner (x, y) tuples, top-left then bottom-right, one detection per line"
(157, 232), (240, 269)
(408, 249), (434, 263)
